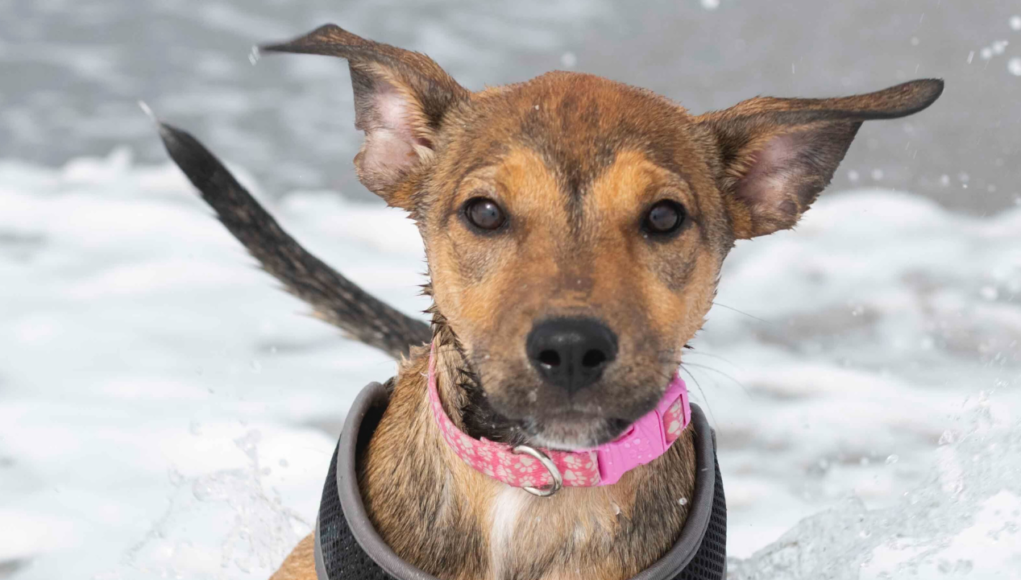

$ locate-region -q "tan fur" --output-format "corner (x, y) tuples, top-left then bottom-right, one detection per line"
(271, 533), (317, 580)
(363, 345), (695, 580)
(264, 23), (943, 580)
(273, 343), (696, 580)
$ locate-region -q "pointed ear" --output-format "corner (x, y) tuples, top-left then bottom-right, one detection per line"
(695, 79), (944, 239)
(262, 25), (469, 207)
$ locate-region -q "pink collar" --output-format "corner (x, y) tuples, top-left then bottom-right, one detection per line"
(427, 343), (691, 496)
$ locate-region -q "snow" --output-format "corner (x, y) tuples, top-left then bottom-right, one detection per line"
(979, 40), (1010, 61)
(1, 150), (1019, 579)
(1009, 58), (1021, 77)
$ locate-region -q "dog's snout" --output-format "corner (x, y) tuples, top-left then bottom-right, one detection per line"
(526, 318), (618, 394)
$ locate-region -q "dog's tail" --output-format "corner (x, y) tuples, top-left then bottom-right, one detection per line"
(155, 121), (431, 360)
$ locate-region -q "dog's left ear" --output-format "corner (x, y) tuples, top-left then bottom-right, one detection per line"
(262, 25), (469, 208)
(696, 79), (943, 239)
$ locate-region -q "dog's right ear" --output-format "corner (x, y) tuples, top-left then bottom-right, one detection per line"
(262, 25), (469, 208)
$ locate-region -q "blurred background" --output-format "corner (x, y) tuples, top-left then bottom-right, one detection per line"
(2, 1), (1021, 579)
(3, 0), (1020, 212)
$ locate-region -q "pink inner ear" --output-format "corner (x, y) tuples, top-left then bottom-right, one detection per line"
(359, 83), (428, 181)
(736, 132), (803, 218)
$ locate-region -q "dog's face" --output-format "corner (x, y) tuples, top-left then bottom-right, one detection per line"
(419, 75), (732, 447)
(266, 25), (942, 448)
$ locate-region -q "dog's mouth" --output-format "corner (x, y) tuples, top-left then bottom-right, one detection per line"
(459, 374), (663, 450)
(467, 404), (636, 450)
(523, 413), (634, 450)
(453, 344), (674, 449)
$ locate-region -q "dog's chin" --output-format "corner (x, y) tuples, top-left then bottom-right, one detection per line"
(524, 415), (633, 450)
(471, 369), (673, 449)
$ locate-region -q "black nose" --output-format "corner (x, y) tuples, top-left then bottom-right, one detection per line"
(526, 318), (618, 394)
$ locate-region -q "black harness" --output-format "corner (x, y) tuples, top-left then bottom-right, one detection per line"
(314, 382), (727, 580)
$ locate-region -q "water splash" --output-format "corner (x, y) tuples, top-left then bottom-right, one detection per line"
(730, 397), (1021, 579)
(116, 430), (308, 578)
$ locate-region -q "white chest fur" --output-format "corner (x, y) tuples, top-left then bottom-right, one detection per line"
(487, 485), (622, 580)
(488, 486), (532, 579)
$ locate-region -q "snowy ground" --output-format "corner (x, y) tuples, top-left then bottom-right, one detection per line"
(1, 150), (1020, 579)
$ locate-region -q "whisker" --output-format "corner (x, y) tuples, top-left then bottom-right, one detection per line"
(683, 350), (743, 370)
(678, 366), (717, 428)
(682, 362), (750, 397)
(712, 301), (768, 323)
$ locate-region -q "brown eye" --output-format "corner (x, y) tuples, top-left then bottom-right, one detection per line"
(464, 197), (507, 232)
(643, 200), (685, 236)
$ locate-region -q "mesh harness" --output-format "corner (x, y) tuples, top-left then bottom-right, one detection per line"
(313, 382), (727, 580)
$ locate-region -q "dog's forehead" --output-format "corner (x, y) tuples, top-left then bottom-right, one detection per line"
(450, 72), (708, 197)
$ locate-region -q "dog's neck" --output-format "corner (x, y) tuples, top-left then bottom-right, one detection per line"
(428, 325), (532, 445)
(358, 334), (698, 580)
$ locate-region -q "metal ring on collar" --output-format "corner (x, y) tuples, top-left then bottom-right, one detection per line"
(512, 445), (563, 497)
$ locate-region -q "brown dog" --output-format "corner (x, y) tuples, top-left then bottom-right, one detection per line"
(157, 24), (943, 580)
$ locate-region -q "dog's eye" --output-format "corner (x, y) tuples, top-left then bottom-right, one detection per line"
(643, 200), (685, 236)
(464, 197), (507, 232)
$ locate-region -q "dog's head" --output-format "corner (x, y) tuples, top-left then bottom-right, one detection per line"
(265, 26), (942, 448)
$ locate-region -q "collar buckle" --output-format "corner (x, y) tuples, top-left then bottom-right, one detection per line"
(595, 381), (687, 485)
(512, 445), (563, 497)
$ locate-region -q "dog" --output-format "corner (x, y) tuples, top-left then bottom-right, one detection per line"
(155, 24), (943, 580)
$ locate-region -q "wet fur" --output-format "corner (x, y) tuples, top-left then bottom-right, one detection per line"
(155, 124), (430, 359)
(265, 342), (695, 580)
(357, 344), (696, 580)
(160, 23), (943, 580)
